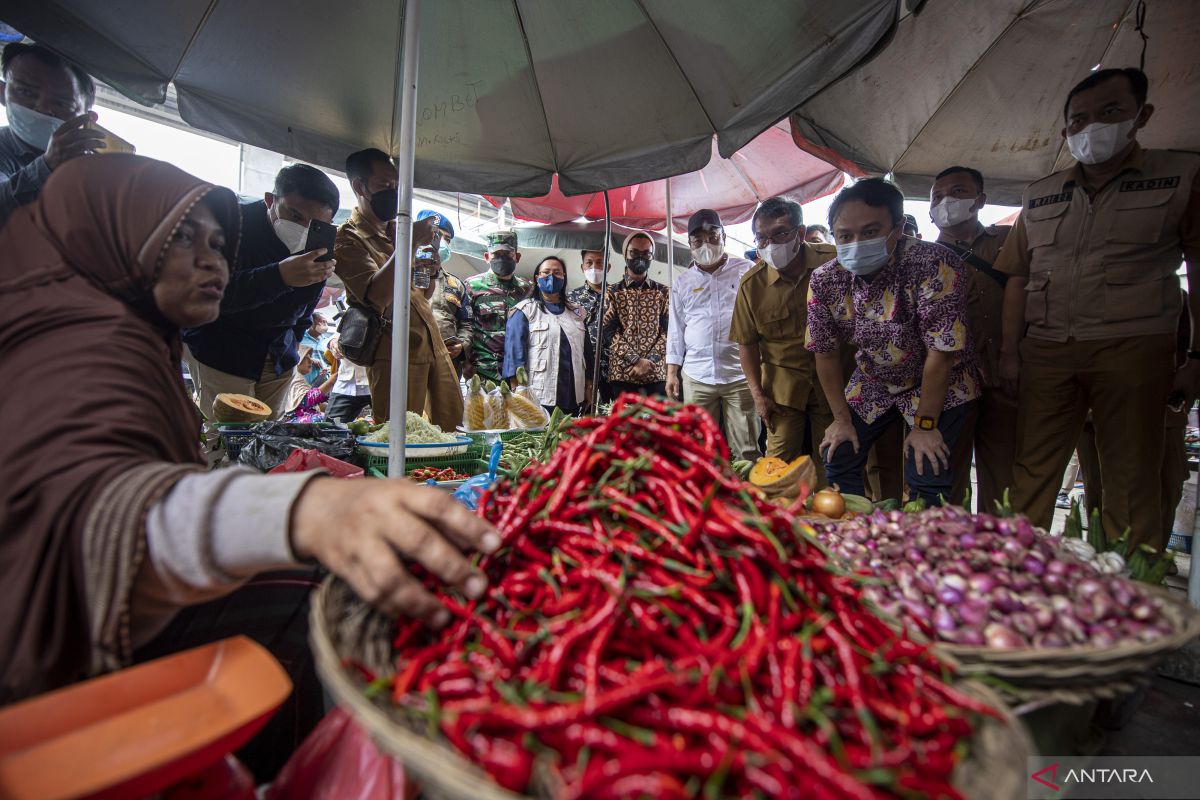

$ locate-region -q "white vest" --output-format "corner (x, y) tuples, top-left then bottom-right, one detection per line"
(515, 299), (587, 407)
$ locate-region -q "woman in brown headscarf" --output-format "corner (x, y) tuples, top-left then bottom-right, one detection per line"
(0, 155), (499, 704)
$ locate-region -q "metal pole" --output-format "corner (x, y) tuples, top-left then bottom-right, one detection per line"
(590, 190), (612, 411)
(388, 0), (421, 477)
(665, 176), (674, 274)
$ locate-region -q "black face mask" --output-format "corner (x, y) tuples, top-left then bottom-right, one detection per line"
(626, 256), (651, 275)
(490, 255), (517, 278)
(368, 187), (398, 221)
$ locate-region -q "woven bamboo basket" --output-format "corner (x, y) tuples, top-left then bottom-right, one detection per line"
(931, 583), (1200, 703)
(311, 576), (1034, 800)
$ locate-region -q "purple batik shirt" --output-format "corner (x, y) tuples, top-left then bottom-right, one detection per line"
(804, 239), (981, 424)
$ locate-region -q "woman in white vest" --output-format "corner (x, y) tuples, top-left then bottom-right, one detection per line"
(501, 256), (589, 414)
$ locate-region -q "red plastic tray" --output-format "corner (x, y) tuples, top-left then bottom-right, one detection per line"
(0, 636), (292, 799)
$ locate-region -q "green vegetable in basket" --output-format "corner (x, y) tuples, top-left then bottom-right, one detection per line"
(364, 412), (458, 444)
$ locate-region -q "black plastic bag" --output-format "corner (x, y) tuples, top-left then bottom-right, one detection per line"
(238, 422), (356, 471)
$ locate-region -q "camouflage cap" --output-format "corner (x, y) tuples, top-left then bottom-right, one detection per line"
(485, 229), (519, 252)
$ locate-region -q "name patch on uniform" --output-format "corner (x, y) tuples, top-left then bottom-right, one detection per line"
(1028, 190), (1073, 209)
(1119, 176), (1180, 192)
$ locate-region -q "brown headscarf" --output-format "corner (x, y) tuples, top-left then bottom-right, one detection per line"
(0, 154), (240, 702)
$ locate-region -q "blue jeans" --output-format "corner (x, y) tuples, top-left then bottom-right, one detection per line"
(824, 402), (973, 506)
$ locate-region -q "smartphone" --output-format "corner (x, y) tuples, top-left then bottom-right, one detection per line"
(303, 219), (338, 262)
(87, 121), (136, 155)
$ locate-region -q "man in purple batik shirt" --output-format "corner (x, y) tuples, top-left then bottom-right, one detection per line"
(805, 178), (981, 506)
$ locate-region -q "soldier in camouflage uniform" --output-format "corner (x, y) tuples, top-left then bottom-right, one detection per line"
(467, 230), (531, 382)
(419, 210), (473, 378)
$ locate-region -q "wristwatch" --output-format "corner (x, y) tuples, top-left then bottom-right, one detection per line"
(915, 415), (937, 431)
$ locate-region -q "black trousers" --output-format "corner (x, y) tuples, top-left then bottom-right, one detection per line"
(325, 393), (371, 423)
(609, 380), (666, 399)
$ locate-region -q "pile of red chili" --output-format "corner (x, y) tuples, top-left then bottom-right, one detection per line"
(382, 394), (998, 799)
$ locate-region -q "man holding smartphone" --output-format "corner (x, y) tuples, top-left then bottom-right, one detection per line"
(0, 42), (103, 230)
(183, 163), (340, 421)
(334, 149), (461, 428)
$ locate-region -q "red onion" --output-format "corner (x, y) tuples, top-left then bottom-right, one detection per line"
(967, 573), (995, 594)
(984, 623), (1026, 649)
(1130, 599), (1155, 621)
(1010, 612), (1039, 638)
(958, 598), (989, 627)
(1028, 601), (1055, 630)
(949, 627), (985, 646)
(1021, 555), (1046, 577)
(1033, 632), (1066, 648)
(813, 508), (1172, 653)
(993, 588), (1023, 614)
(933, 605), (956, 633)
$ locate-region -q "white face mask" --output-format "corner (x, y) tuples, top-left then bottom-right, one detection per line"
(836, 233), (895, 277)
(1066, 117), (1138, 165)
(7, 103), (64, 152)
(758, 234), (803, 270)
(583, 268), (604, 285)
(691, 243), (723, 267)
(931, 196), (977, 230)
(272, 217), (308, 254)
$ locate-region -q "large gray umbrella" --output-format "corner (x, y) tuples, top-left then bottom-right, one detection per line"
(788, 0), (1200, 204)
(5, 1), (896, 195)
(5, 0), (898, 473)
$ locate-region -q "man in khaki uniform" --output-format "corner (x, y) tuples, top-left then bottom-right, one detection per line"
(997, 68), (1200, 545)
(731, 196), (835, 479)
(333, 148), (462, 429)
(929, 166), (1013, 510)
(1077, 295), (1192, 550)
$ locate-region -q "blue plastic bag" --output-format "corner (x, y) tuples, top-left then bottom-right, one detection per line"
(451, 440), (502, 510)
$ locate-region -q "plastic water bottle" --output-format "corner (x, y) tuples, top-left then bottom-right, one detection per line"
(413, 245), (435, 289)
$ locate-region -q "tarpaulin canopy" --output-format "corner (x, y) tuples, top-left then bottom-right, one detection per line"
(788, 0), (1200, 204)
(512, 220), (692, 265)
(485, 122), (844, 233)
(3, 0), (895, 196)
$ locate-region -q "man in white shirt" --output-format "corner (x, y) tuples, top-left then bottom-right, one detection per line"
(666, 209), (758, 460)
(325, 335), (373, 423)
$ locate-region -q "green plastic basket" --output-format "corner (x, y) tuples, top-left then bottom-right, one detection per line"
(363, 451), (488, 476)
(367, 458), (489, 481)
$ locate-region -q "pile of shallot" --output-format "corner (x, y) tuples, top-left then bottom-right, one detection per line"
(814, 507), (1175, 650)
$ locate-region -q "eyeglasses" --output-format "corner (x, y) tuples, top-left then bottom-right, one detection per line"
(753, 227), (800, 247)
(688, 229), (723, 247)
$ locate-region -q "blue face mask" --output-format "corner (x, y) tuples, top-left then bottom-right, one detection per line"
(537, 275), (566, 295)
(438, 243), (452, 263)
(835, 232), (895, 277)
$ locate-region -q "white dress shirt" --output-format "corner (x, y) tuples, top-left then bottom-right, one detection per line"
(666, 255), (754, 385)
(333, 356), (372, 396)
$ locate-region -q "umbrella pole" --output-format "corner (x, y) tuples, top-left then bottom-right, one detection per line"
(665, 176), (674, 273)
(591, 190), (612, 411)
(388, 0), (422, 477)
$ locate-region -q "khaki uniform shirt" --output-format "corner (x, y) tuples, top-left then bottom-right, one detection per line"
(995, 145), (1200, 342)
(333, 208), (440, 368)
(936, 224), (1011, 386)
(729, 242), (836, 409)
